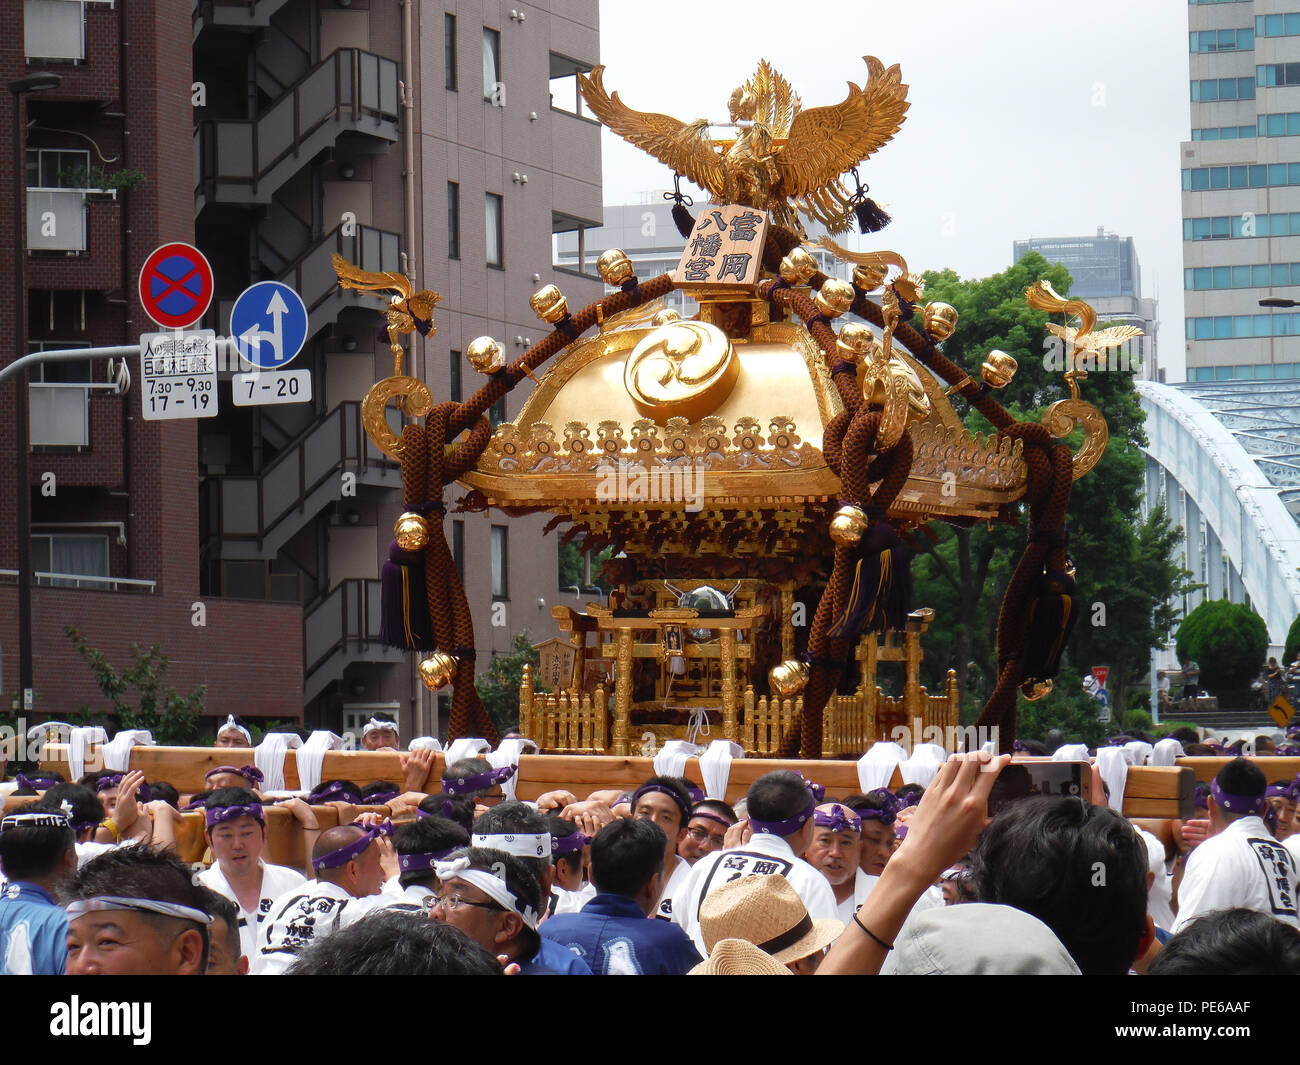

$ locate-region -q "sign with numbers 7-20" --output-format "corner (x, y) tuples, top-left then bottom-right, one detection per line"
(232, 369), (313, 407)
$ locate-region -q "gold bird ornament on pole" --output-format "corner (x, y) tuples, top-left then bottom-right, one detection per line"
(579, 57), (909, 236)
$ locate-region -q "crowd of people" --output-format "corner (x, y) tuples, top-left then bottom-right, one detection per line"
(1, 714), (1299, 976)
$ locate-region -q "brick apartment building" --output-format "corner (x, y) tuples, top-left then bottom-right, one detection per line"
(3, 0), (602, 740)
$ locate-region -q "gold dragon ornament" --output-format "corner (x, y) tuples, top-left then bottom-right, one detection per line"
(579, 57), (909, 235)
(330, 254), (442, 461)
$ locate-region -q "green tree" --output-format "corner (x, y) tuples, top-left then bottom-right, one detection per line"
(1285, 612), (1300, 664)
(1015, 666), (1110, 748)
(912, 252), (1195, 735)
(475, 630), (540, 736)
(1175, 600), (1269, 694)
(65, 626), (206, 745)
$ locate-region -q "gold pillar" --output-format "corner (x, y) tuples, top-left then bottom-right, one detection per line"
(720, 627), (738, 743)
(518, 664), (534, 743)
(568, 629), (585, 691)
(903, 630), (922, 722)
(780, 582), (795, 662)
(613, 626), (634, 756)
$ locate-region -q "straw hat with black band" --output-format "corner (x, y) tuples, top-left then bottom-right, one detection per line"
(699, 874), (844, 965)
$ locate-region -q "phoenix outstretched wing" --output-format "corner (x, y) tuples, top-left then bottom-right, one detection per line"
(745, 58), (801, 138)
(777, 56), (909, 201)
(578, 65), (725, 197)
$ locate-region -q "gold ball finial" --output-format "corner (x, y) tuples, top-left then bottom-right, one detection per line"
(981, 350), (1018, 389)
(530, 284), (568, 324)
(922, 302), (959, 342)
(835, 322), (874, 364)
(814, 277), (855, 318)
(466, 336), (506, 375)
(596, 248), (634, 287)
(768, 659), (810, 700)
(779, 247), (818, 286)
(1019, 679), (1053, 702)
(852, 263), (888, 292)
(394, 512), (430, 552)
(829, 503), (869, 546)
(418, 652), (459, 691)
(651, 308), (682, 327)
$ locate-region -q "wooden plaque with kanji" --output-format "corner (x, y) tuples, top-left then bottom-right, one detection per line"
(534, 637), (577, 693)
(672, 205), (769, 289)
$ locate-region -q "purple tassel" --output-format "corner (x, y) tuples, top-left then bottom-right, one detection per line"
(827, 523), (913, 638)
(379, 540), (434, 650)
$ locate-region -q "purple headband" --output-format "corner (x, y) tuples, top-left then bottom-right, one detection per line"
(15, 772), (59, 791)
(1287, 725), (1300, 739)
(363, 790), (400, 805)
(1276, 744), (1300, 757)
(895, 790), (922, 810)
(1210, 778), (1266, 817)
(95, 774), (152, 803)
(416, 800), (460, 821)
(794, 772), (826, 804)
(442, 765), (516, 796)
(1192, 782), (1210, 811)
(205, 764), (264, 785)
(397, 847), (458, 872)
(312, 821), (393, 870)
(205, 803), (264, 828)
(750, 795), (816, 837)
(690, 808), (735, 831)
(1013, 740), (1029, 753)
(309, 781), (362, 805)
(551, 831), (589, 857)
(857, 788), (901, 826)
(813, 803), (862, 834)
(632, 783), (692, 826)
(687, 785), (705, 804)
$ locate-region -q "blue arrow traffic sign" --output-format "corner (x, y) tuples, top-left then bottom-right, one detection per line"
(231, 281), (309, 369)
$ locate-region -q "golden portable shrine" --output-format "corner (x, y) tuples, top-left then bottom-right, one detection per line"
(331, 56), (1116, 761)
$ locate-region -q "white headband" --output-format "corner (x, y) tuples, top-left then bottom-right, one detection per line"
(471, 832), (551, 859)
(434, 857), (539, 929)
(217, 716), (251, 743)
(362, 718), (399, 737)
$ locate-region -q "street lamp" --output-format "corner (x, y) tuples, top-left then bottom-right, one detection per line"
(9, 71), (61, 714)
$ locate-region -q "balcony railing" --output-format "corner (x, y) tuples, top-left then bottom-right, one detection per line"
(25, 0), (84, 61)
(27, 188), (93, 253)
(29, 383), (90, 446)
(0, 568), (157, 593)
(303, 578), (403, 702)
(195, 48), (399, 205)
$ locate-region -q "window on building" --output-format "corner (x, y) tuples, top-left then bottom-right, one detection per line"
(447, 181), (460, 260)
(490, 525), (508, 599)
(32, 533), (108, 585)
(1190, 28), (1253, 52)
(24, 0), (85, 61)
(450, 350), (462, 403)
(445, 13), (457, 90)
(26, 148), (90, 189)
(1256, 12), (1300, 37)
(486, 192), (503, 267)
(483, 27), (501, 102)
(1258, 63), (1300, 87)
(453, 520), (464, 582)
(489, 396), (506, 426)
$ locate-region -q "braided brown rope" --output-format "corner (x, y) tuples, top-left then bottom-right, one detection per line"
(396, 274), (678, 743)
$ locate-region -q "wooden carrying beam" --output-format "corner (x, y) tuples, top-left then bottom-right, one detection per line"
(38, 745), (1196, 819)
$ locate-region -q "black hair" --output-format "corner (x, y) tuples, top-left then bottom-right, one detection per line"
(1165, 726), (1200, 745)
(746, 771), (814, 830)
(204, 787), (265, 831)
(419, 792), (476, 832)
(1149, 908), (1300, 975)
(361, 781), (401, 801)
(452, 846), (544, 960)
(308, 779), (362, 803)
(0, 800), (75, 882)
(691, 798), (738, 825)
(590, 818), (666, 898)
(393, 816), (468, 890)
(1215, 757), (1267, 820)
(443, 758), (495, 799)
(895, 783), (927, 802)
(632, 775), (693, 834)
(969, 796), (1148, 975)
(40, 783), (102, 840)
(842, 791), (892, 815)
(63, 845), (213, 971)
(286, 910), (502, 975)
(546, 814), (586, 880)
(194, 885), (242, 963)
(148, 781), (180, 809)
(472, 800), (553, 879)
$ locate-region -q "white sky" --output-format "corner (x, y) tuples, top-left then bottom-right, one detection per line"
(597, 0), (1191, 380)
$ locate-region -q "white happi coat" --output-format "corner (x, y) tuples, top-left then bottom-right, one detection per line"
(1171, 816), (1300, 934)
(253, 879), (364, 975)
(198, 859), (306, 960)
(653, 856), (695, 922)
(1134, 826), (1176, 932)
(672, 832), (838, 954)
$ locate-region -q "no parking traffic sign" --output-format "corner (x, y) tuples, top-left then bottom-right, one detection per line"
(138, 243), (214, 330)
